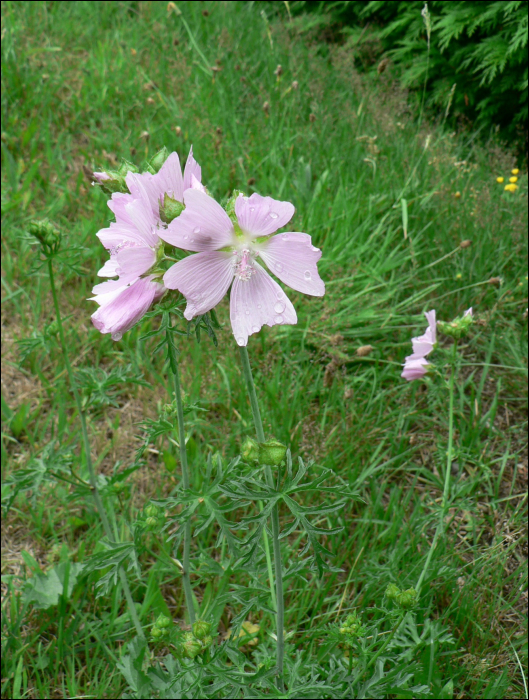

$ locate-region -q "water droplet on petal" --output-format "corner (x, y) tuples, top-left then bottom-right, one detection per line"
(274, 302), (285, 313)
(111, 332), (122, 341)
(282, 234), (289, 241)
(193, 227), (201, 234)
(274, 315), (284, 324)
(276, 292), (283, 300)
(252, 325), (260, 333)
(245, 309), (250, 315)
(183, 235), (189, 240)
(304, 270), (312, 280)
(257, 304), (262, 309)
(237, 336), (246, 346)
(249, 207), (255, 212)
(275, 263), (283, 272)
(269, 212), (278, 219)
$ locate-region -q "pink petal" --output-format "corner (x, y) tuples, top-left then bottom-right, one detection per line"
(464, 307), (473, 317)
(92, 277), (134, 296)
(91, 276), (164, 340)
(97, 221), (146, 250)
(183, 146), (202, 191)
(411, 309), (437, 357)
(108, 192), (135, 224)
(126, 152), (184, 213)
(124, 196), (159, 247)
(160, 189), (235, 252)
(401, 356), (430, 381)
(163, 251), (234, 319)
(93, 171), (110, 183)
(235, 193), (295, 238)
(97, 257), (119, 277)
(257, 233), (325, 296)
(230, 262), (297, 346)
(424, 310), (437, 343)
(116, 245), (157, 279)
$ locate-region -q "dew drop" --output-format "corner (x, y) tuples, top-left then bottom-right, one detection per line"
(252, 325), (260, 333)
(282, 234), (289, 241)
(193, 227), (201, 234)
(275, 263), (283, 272)
(249, 207), (255, 212)
(237, 336), (246, 346)
(245, 309), (250, 315)
(274, 301), (285, 313)
(269, 212), (278, 219)
(304, 270), (312, 280)
(111, 332), (123, 341)
(257, 303), (262, 309)
(183, 235), (189, 240)
(274, 314), (284, 324)
(276, 292), (283, 300)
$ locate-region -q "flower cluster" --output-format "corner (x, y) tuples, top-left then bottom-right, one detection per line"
(90, 149), (325, 345)
(497, 168), (520, 193)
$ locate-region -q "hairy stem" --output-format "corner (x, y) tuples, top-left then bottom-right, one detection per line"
(47, 259), (144, 639)
(239, 346), (285, 691)
(165, 328), (195, 624)
(416, 340), (458, 593)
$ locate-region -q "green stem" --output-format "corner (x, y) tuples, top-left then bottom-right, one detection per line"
(259, 499), (277, 612)
(364, 613), (406, 675)
(416, 340), (458, 594)
(239, 346), (285, 691)
(47, 259), (144, 639)
(165, 328), (195, 625)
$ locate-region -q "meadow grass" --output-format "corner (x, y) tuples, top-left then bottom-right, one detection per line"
(1, 1), (527, 698)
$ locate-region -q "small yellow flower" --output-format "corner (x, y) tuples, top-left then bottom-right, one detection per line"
(454, 191), (461, 198)
(496, 177), (504, 183)
(509, 176), (518, 183)
(512, 169), (519, 175)
(504, 183), (518, 193)
(456, 273), (462, 280)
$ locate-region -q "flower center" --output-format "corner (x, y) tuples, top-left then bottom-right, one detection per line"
(234, 248), (256, 281)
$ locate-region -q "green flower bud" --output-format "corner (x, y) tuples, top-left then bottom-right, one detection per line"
(28, 219), (61, 251)
(437, 309), (473, 340)
(159, 193), (185, 224)
(181, 637), (203, 659)
(156, 614), (171, 629)
(46, 320), (60, 337)
(117, 159), (139, 177)
(151, 626), (163, 639)
(241, 437), (260, 463)
(192, 619), (212, 641)
(145, 516), (159, 531)
(385, 583), (401, 601)
(148, 147), (170, 173)
(397, 587), (418, 610)
(202, 635), (213, 649)
(144, 504), (160, 518)
(225, 190), (245, 225)
(259, 439), (287, 466)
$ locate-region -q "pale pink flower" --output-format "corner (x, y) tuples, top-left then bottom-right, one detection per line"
(410, 310), (436, 359)
(464, 307), (473, 317)
(93, 171), (111, 184)
(159, 190), (325, 346)
(401, 356), (430, 381)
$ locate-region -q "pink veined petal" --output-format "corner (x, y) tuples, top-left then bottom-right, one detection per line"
(190, 173), (206, 192)
(183, 146), (202, 191)
(92, 277), (135, 297)
(116, 246), (157, 279)
(235, 193), (295, 238)
(124, 196), (159, 247)
(97, 222), (146, 250)
(230, 262), (297, 346)
(93, 171), (110, 183)
(401, 356), (430, 381)
(91, 276), (164, 339)
(97, 257), (119, 277)
(160, 189), (235, 252)
(411, 309), (437, 357)
(257, 232), (325, 296)
(126, 152), (185, 214)
(163, 251), (234, 319)
(424, 310), (437, 344)
(108, 192), (135, 225)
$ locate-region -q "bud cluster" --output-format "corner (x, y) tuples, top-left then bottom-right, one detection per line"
(150, 613), (172, 641)
(179, 620), (214, 659)
(143, 503), (165, 532)
(241, 438), (287, 466)
(385, 583), (418, 610)
(437, 309), (474, 340)
(338, 611), (367, 649)
(28, 219), (62, 255)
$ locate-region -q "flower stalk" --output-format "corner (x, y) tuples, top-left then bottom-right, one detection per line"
(165, 326), (196, 624)
(416, 340), (458, 593)
(47, 258), (145, 639)
(239, 345), (285, 690)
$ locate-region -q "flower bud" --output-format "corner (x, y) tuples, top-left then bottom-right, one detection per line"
(192, 619), (212, 640)
(145, 504), (160, 518)
(241, 437), (260, 462)
(28, 219), (61, 251)
(181, 637), (203, 659)
(460, 239), (472, 249)
(258, 439), (287, 466)
(145, 516), (159, 531)
(437, 308), (473, 340)
(385, 583), (401, 601)
(397, 587), (418, 609)
(156, 614), (171, 629)
(159, 193), (185, 224)
(226, 190), (246, 224)
(149, 146), (170, 173)
(151, 626), (164, 639)
(202, 635), (213, 649)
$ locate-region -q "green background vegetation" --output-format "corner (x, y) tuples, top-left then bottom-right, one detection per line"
(1, 1), (527, 698)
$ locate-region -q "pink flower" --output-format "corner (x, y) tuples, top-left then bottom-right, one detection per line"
(159, 190), (325, 345)
(93, 171), (111, 184)
(410, 310), (436, 359)
(464, 307), (473, 317)
(90, 149), (205, 340)
(401, 356), (430, 381)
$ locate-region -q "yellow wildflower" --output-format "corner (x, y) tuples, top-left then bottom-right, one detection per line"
(504, 183), (518, 193)
(496, 177), (504, 183)
(454, 191), (461, 198)
(509, 176), (518, 183)
(512, 169), (520, 175)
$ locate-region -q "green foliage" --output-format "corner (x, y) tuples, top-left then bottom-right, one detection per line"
(287, 0), (528, 142)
